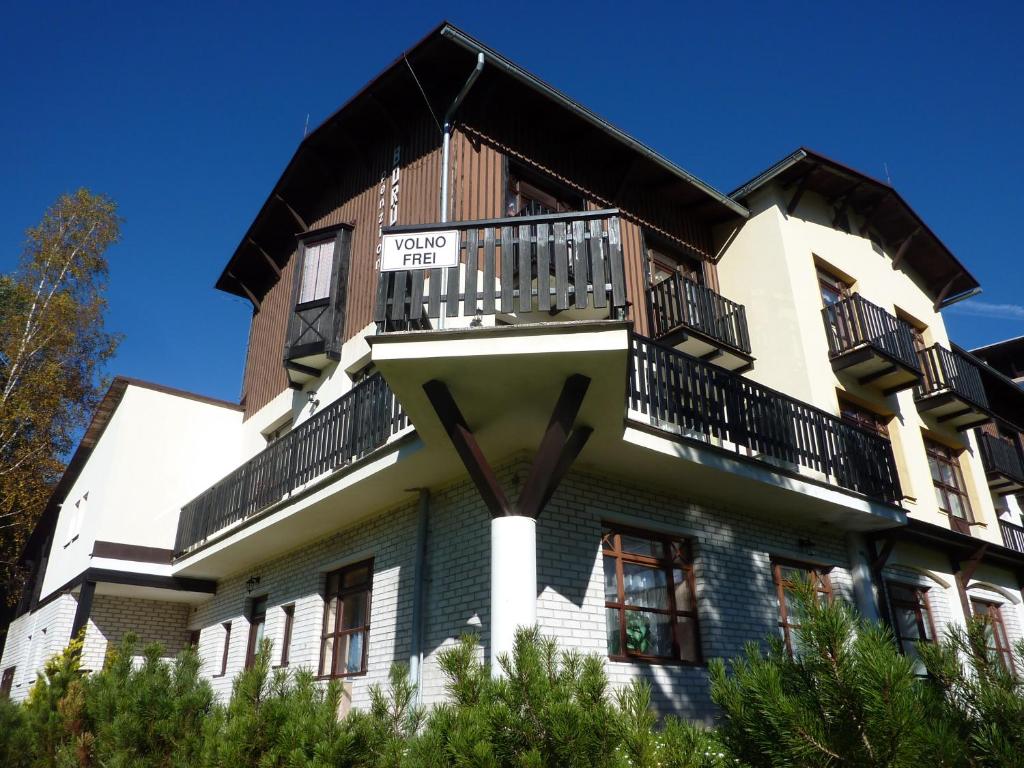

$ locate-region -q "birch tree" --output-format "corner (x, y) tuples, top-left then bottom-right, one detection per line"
(0, 189), (121, 605)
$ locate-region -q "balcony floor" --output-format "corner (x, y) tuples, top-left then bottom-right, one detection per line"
(830, 345), (922, 394)
(916, 391), (992, 431)
(658, 326), (753, 372)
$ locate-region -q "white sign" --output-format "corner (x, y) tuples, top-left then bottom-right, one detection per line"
(380, 230), (459, 272)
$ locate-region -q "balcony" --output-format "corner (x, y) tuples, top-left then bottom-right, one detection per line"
(629, 335), (903, 504)
(174, 374), (406, 556)
(646, 275), (753, 372)
(1000, 519), (1024, 554)
(978, 431), (1024, 495)
(374, 209), (628, 331)
(915, 344), (992, 430)
(821, 295), (922, 394)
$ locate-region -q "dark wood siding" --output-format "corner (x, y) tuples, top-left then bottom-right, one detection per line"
(241, 116), (441, 418)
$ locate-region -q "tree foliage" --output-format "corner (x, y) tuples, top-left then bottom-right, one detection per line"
(0, 189), (121, 610)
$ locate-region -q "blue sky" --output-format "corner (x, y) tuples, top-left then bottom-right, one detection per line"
(1, 1), (1021, 404)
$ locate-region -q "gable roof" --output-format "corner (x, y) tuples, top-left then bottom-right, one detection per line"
(730, 147), (981, 309)
(216, 21), (747, 303)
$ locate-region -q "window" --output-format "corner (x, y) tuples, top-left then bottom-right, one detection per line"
(0, 667), (13, 699)
(817, 265), (850, 308)
(264, 420), (292, 446)
(645, 235), (704, 286)
(297, 239), (336, 304)
(505, 165), (582, 217)
(887, 582), (935, 674)
(839, 396), (889, 437)
(772, 559), (833, 655)
(320, 560), (372, 678)
(280, 605), (295, 667)
(971, 599), (1015, 672)
(245, 596), (268, 670)
(187, 629), (201, 649)
(924, 438), (973, 527)
(601, 526), (700, 664)
(218, 622), (231, 677)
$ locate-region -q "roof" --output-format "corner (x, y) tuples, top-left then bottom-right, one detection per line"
(971, 335), (1024, 358)
(730, 147), (982, 309)
(18, 377), (242, 566)
(216, 21), (747, 303)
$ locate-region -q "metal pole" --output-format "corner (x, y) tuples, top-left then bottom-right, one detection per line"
(408, 489), (430, 703)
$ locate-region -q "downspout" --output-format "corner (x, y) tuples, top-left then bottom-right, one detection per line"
(440, 52), (485, 223)
(438, 52), (484, 330)
(408, 489), (430, 703)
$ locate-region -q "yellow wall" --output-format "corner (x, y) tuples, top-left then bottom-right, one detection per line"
(716, 185), (999, 544)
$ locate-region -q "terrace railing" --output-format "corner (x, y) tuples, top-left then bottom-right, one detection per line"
(821, 294), (920, 372)
(174, 373), (407, 556)
(978, 431), (1024, 484)
(1000, 519), (1024, 554)
(647, 274), (751, 355)
(629, 334), (902, 503)
(916, 344), (989, 410)
(374, 209), (627, 330)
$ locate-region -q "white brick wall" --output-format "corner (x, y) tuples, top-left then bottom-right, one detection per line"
(0, 593), (77, 702)
(80, 595), (191, 671)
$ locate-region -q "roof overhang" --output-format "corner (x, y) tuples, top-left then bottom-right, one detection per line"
(216, 22), (747, 305)
(730, 148), (981, 309)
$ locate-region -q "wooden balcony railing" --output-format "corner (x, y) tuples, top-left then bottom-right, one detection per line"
(174, 374), (407, 556)
(978, 431), (1024, 484)
(629, 334), (902, 503)
(999, 519), (1024, 554)
(647, 274), (751, 355)
(374, 209), (627, 330)
(821, 294), (920, 372)
(916, 344), (989, 410)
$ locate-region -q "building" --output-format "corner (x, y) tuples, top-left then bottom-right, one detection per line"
(3, 23), (1024, 720)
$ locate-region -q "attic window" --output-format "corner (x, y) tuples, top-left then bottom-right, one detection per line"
(505, 163), (583, 217)
(298, 239), (336, 304)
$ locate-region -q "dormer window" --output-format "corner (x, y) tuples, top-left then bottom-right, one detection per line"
(283, 223), (353, 387)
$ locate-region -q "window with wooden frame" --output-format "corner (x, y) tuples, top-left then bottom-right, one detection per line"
(839, 395), (890, 437)
(245, 596), (267, 670)
(970, 598), (1015, 672)
(187, 629), (200, 649)
(319, 559), (372, 678)
(887, 582), (936, 674)
(0, 667), (14, 699)
(218, 622), (231, 677)
(645, 233), (705, 287)
(505, 163), (583, 218)
(601, 526), (701, 664)
(280, 604), (295, 667)
(297, 238), (336, 305)
(816, 264), (850, 308)
(924, 437), (973, 527)
(772, 559), (833, 655)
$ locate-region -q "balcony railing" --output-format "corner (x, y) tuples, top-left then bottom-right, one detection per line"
(174, 374), (407, 556)
(629, 334), (902, 503)
(821, 294), (920, 373)
(647, 274), (751, 355)
(916, 344), (989, 410)
(1000, 519), (1024, 554)
(978, 431), (1024, 484)
(374, 209), (627, 330)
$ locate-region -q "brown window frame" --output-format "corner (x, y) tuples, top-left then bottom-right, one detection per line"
(280, 604), (295, 667)
(504, 161), (583, 218)
(816, 265), (850, 308)
(887, 581), (937, 657)
(187, 629), (201, 649)
(245, 595), (268, 670)
(772, 558), (833, 655)
(319, 559), (373, 679)
(0, 667), (14, 699)
(971, 598), (1015, 673)
(924, 438), (974, 525)
(839, 395), (890, 437)
(601, 525), (701, 665)
(217, 622), (231, 677)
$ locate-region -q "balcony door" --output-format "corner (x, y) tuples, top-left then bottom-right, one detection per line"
(817, 265), (853, 348)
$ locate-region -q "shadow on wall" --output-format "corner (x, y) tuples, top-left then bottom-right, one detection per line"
(83, 594), (191, 671)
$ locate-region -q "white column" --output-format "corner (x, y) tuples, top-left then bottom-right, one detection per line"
(490, 516), (537, 676)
